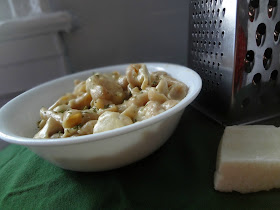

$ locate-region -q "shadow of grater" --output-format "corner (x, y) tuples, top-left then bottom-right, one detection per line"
(188, 0), (280, 125)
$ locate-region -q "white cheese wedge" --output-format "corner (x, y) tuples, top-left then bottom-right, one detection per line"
(214, 125), (280, 193)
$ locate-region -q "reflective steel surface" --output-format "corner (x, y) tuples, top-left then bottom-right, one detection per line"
(189, 0), (280, 125)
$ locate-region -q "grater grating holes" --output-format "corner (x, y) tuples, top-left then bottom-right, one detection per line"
(190, 0), (280, 124)
(270, 70), (278, 81)
(190, 0), (225, 93)
(249, 0), (260, 22)
(256, 23), (266, 46)
(268, 0), (277, 18)
(253, 73), (262, 84)
(244, 50), (255, 73)
(274, 21), (280, 42)
(263, 48), (272, 70)
(250, 0), (259, 8)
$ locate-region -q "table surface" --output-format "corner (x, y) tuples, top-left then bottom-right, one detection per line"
(1, 106), (280, 210)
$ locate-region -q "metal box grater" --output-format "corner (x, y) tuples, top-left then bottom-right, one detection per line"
(188, 0), (280, 125)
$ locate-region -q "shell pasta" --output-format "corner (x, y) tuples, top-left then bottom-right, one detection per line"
(34, 64), (188, 139)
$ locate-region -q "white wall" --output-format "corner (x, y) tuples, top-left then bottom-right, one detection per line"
(49, 0), (190, 72)
(0, 0), (12, 20)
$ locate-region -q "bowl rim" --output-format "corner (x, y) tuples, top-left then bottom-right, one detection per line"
(0, 62), (202, 146)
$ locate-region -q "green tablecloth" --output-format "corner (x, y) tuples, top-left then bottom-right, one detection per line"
(1, 107), (280, 209)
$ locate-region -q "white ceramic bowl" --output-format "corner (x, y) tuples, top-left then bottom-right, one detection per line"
(0, 63), (201, 171)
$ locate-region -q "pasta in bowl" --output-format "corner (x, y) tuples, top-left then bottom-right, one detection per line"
(35, 64), (189, 139)
(0, 63), (201, 171)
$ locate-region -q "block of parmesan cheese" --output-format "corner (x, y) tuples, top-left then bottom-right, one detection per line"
(214, 125), (280, 193)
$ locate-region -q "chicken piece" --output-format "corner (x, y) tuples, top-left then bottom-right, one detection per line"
(93, 111), (133, 133)
(86, 73), (125, 105)
(78, 120), (97, 135)
(34, 117), (63, 139)
(136, 101), (165, 121)
(126, 64), (151, 90)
